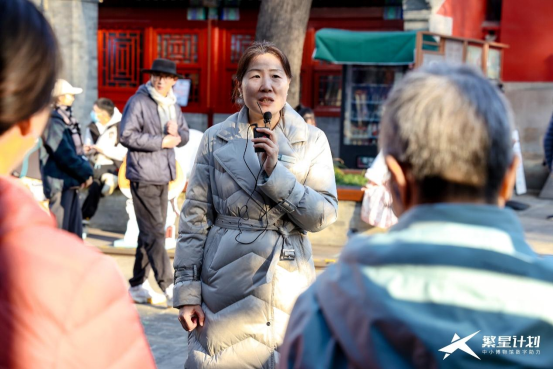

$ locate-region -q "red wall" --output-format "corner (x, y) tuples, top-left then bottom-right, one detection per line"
(500, 0), (553, 82)
(438, 0), (487, 40)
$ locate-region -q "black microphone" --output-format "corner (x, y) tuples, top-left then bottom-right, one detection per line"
(254, 109), (272, 152)
(263, 111), (272, 125)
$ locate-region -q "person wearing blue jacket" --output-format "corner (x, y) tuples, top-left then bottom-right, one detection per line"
(40, 79), (93, 237)
(280, 64), (553, 369)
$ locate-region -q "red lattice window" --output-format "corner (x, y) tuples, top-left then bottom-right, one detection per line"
(231, 34), (254, 64)
(157, 34), (198, 64)
(100, 31), (143, 88)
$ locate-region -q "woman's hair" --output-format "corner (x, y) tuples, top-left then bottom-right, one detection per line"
(232, 41), (292, 107)
(0, 0), (60, 136)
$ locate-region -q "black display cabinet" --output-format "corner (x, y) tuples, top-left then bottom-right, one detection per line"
(339, 64), (407, 169)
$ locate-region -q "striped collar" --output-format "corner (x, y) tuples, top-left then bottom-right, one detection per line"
(390, 204), (531, 256)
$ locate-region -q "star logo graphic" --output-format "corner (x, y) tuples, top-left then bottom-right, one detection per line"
(439, 331), (481, 360)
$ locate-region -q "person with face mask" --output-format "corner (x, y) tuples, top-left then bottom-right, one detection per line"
(81, 98), (127, 223)
(40, 78), (93, 237)
(0, 0), (155, 367)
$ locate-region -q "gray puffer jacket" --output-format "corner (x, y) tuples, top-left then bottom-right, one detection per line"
(120, 84), (189, 184)
(173, 104), (338, 368)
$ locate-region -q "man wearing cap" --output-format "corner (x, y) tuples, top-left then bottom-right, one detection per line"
(120, 58), (189, 305)
(40, 79), (93, 237)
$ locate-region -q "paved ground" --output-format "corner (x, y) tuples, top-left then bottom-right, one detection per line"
(94, 193), (552, 369)
(510, 194), (553, 255)
(111, 255), (187, 369)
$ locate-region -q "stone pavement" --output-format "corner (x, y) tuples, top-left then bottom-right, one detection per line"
(97, 193), (552, 369)
(110, 255), (187, 369)
(510, 194), (553, 255)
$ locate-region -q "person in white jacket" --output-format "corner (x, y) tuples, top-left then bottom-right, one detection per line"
(82, 98), (127, 222)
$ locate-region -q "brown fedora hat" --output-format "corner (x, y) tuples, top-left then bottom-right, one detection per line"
(142, 58), (183, 78)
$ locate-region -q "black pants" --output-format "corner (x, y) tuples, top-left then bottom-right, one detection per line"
(49, 189), (82, 238)
(81, 164), (118, 220)
(129, 181), (172, 291)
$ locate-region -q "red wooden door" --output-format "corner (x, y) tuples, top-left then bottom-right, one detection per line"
(98, 26), (208, 113)
(98, 29), (144, 111)
(149, 27), (209, 113)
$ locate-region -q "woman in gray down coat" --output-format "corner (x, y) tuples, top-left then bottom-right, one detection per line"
(174, 41), (338, 369)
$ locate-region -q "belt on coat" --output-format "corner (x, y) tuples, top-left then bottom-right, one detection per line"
(214, 214), (304, 261)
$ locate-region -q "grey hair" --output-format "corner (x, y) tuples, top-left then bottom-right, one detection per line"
(380, 63), (514, 202)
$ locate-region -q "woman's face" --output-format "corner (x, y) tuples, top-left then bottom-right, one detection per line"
(241, 53), (290, 121)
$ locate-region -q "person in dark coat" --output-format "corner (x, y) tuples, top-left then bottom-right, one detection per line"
(40, 79), (93, 237)
(120, 58), (189, 305)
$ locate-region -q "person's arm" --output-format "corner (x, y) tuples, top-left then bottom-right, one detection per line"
(280, 284), (346, 369)
(258, 130), (338, 232)
(173, 131), (214, 308)
(119, 97), (164, 152)
(43, 119), (93, 183)
(176, 111), (190, 148)
(83, 127), (93, 146)
(56, 256), (156, 368)
(101, 142), (127, 162)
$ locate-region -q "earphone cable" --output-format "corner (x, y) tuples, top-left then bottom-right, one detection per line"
(235, 124), (271, 245)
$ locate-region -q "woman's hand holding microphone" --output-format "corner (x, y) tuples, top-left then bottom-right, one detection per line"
(252, 127), (279, 176)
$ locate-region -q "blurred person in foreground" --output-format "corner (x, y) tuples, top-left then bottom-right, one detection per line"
(40, 78), (93, 237)
(0, 1), (155, 367)
(280, 64), (553, 369)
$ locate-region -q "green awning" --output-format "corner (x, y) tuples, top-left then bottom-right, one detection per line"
(314, 29), (417, 65)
